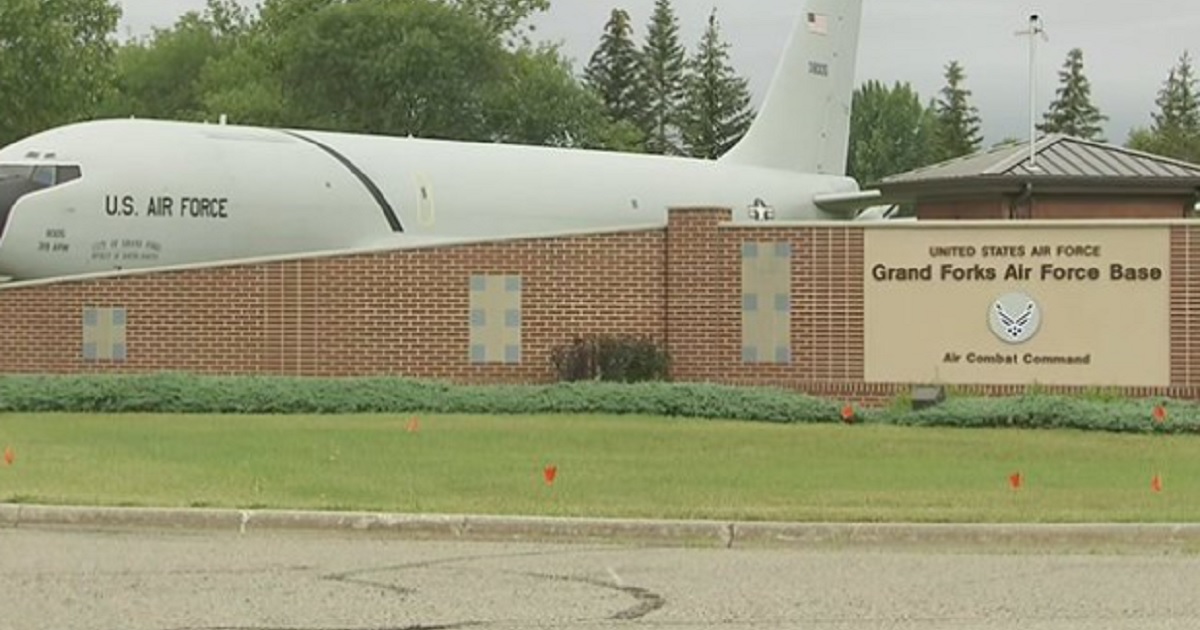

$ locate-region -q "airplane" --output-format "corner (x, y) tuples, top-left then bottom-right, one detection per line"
(0, 0), (879, 283)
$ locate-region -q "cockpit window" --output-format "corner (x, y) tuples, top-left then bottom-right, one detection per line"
(31, 165), (56, 187)
(0, 165), (32, 181)
(0, 163), (83, 188)
(0, 163), (84, 241)
(58, 165), (82, 183)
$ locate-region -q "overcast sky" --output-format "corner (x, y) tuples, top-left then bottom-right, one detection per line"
(117, 0), (1200, 145)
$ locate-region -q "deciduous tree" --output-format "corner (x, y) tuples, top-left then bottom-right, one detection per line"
(102, 0), (249, 121)
(275, 0), (506, 139)
(847, 80), (938, 185)
(448, 0), (549, 46)
(486, 44), (620, 148)
(0, 0), (122, 145)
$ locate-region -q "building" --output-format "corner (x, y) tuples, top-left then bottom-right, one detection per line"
(876, 135), (1200, 221)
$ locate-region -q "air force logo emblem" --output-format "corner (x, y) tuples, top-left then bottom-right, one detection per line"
(988, 292), (1041, 344)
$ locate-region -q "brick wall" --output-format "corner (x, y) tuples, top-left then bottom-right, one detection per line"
(1033, 196), (1188, 220)
(2, 210), (1200, 405)
(0, 231), (666, 381)
(918, 198), (1009, 220)
(663, 210), (867, 391)
(916, 195), (1190, 221)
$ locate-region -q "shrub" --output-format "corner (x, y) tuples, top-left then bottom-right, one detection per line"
(1, 374), (1198, 435)
(0, 374), (838, 422)
(550, 334), (670, 383)
(876, 393), (1200, 435)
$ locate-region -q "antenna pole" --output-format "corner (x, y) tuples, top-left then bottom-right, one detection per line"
(1021, 14), (1045, 168)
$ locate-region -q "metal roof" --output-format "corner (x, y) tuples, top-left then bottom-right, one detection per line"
(881, 135), (1200, 185)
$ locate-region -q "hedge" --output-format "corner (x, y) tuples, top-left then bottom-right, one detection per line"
(0, 374), (1197, 435)
(866, 394), (1200, 435)
(0, 374), (841, 424)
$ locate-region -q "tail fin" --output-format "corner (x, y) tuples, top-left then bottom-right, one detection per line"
(719, 0), (863, 175)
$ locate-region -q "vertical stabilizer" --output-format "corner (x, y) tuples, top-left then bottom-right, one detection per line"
(719, 0), (863, 175)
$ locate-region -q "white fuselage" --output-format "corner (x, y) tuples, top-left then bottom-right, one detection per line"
(0, 0), (867, 281)
(0, 119), (858, 281)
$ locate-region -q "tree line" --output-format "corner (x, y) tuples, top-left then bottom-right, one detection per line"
(0, 0), (755, 159)
(1, 0), (1197, 186)
(851, 48), (1200, 185)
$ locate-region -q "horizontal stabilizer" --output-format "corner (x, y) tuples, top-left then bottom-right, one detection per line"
(813, 190), (883, 216)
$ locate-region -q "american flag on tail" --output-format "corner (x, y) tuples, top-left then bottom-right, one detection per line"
(807, 12), (828, 35)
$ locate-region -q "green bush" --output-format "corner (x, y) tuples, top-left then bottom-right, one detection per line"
(0, 374), (1198, 435)
(872, 394), (1200, 435)
(0, 374), (838, 423)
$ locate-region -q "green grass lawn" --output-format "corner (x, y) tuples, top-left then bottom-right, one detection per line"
(1, 413), (1197, 523)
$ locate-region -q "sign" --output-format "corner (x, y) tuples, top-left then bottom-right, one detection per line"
(989, 292), (1041, 344)
(864, 225), (1170, 387)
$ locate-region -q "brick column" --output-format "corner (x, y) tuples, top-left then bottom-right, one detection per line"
(665, 207), (737, 382)
(1171, 225), (1200, 387)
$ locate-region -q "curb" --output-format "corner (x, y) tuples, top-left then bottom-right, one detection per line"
(4, 504), (1200, 550)
(729, 521), (1200, 549)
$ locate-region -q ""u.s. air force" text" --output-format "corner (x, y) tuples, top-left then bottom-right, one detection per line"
(104, 195), (230, 219)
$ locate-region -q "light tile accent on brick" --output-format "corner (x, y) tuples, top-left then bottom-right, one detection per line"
(469, 275), (522, 364)
(81, 307), (127, 362)
(742, 241), (791, 364)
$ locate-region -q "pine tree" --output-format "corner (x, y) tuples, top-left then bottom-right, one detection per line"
(583, 9), (642, 126)
(1128, 51), (1200, 163)
(637, 0), (686, 155)
(678, 9), (754, 159)
(932, 60), (982, 161)
(1154, 52), (1200, 131)
(1038, 48), (1107, 141)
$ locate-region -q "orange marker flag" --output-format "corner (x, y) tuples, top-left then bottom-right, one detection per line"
(1152, 474), (1164, 493)
(543, 464), (558, 485)
(3, 446), (13, 466)
(406, 417), (421, 434)
(841, 404), (856, 425)
(1009, 471), (1023, 490)
(1153, 405), (1168, 424)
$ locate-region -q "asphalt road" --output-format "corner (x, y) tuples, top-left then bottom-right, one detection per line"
(3, 526), (1200, 630)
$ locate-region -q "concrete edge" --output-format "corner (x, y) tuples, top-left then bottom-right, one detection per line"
(6, 504), (1200, 550)
(731, 522), (1200, 549)
(14, 504), (243, 531)
(0, 503), (21, 528)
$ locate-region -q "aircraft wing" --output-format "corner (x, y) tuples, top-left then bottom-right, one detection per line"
(813, 189), (916, 221)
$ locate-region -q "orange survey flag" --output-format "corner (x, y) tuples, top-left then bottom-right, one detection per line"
(1009, 472), (1023, 490)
